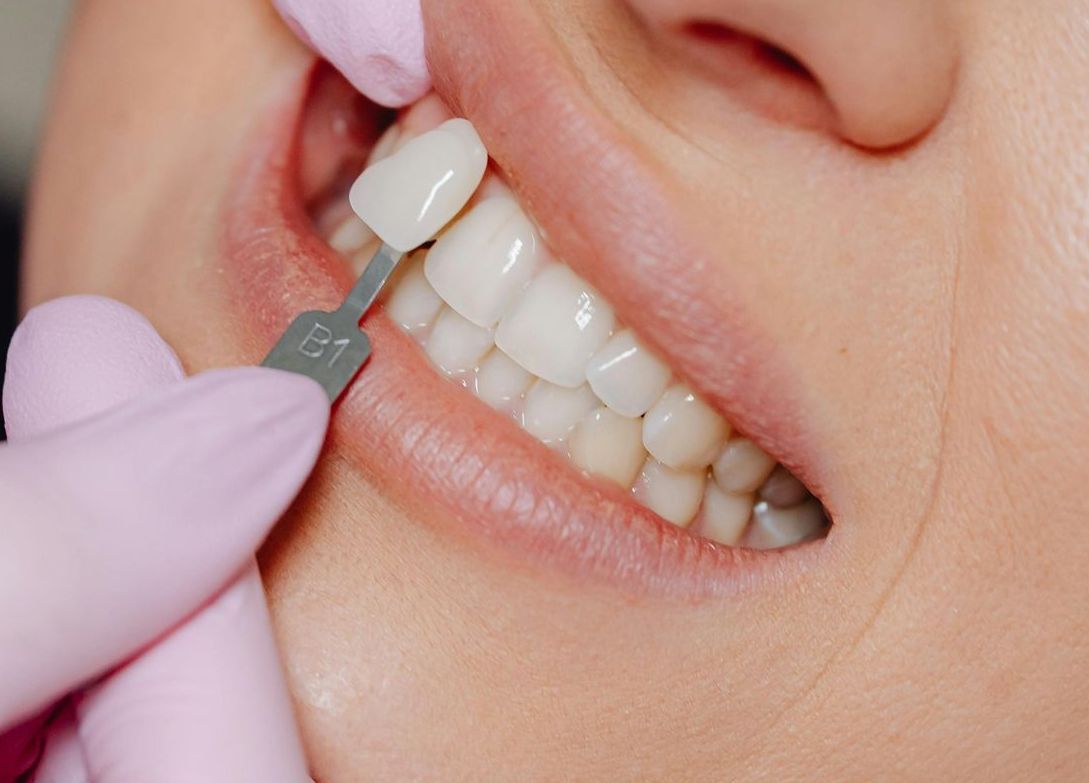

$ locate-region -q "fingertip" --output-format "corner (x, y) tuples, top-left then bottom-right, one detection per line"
(3, 295), (184, 442)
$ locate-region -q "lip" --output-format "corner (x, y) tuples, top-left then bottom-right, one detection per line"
(225, 13), (830, 598)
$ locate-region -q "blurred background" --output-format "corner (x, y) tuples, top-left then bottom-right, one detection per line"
(0, 0), (74, 435)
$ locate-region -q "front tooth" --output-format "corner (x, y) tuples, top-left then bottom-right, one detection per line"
(349, 118), (488, 252)
(384, 251), (443, 331)
(698, 484), (754, 546)
(328, 215), (376, 256)
(585, 330), (671, 417)
(366, 122), (402, 167)
(747, 499), (827, 549)
(521, 380), (598, 444)
(568, 407), (646, 487)
(495, 266), (615, 388)
(632, 458), (706, 527)
(425, 308), (495, 375)
(474, 349), (534, 412)
(712, 438), (777, 494)
(642, 384), (730, 470)
(424, 198), (542, 328)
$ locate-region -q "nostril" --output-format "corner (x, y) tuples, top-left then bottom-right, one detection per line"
(673, 20), (836, 135)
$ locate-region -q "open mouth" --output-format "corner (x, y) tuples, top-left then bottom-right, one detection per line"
(229, 52), (831, 595)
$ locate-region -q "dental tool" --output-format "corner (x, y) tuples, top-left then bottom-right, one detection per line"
(261, 242), (405, 401)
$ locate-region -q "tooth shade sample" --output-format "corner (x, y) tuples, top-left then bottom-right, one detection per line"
(384, 252), (443, 331)
(521, 381), (598, 444)
(632, 458), (706, 527)
(349, 118), (488, 252)
(328, 215), (376, 256)
(425, 198), (542, 328)
(568, 407), (646, 487)
(496, 266), (616, 388)
(698, 485), (754, 546)
(585, 330), (671, 418)
(748, 499), (826, 549)
(642, 384), (730, 471)
(759, 465), (809, 508)
(475, 350), (534, 411)
(712, 438), (777, 494)
(425, 308), (495, 374)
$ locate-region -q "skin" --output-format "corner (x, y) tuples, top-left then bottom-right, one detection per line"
(23, 0), (1089, 780)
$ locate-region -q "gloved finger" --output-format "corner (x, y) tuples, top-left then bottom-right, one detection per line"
(0, 366), (329, 730)
(1, 296), (186, 780)
(6, 297), (313, 782)
(77, 567), (310, 782)
(273, 0), (430, 107)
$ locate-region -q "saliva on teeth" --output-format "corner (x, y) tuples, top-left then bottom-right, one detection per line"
(325, 115), (828, 551)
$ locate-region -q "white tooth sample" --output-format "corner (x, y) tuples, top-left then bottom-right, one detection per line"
(699, 485), (754, 546)
(747, 499), (826, 550)
(632, 458), (706, 527)
(384, 251), (443, 331)
(474, 349), (534, 411)
(568, 407), (646, 487)
(759, 465), (809, 508)
(712, 438), (777, 494)
(521, 380), (598, 444)
(642, 384), (730, 471)
(495, 266), (615, 388)
(349, 118), (488, 252)
(328, 214), (376, 256)
(425, 198), (542, 328)
(425, 308), (495, 375)
(585, 330), (671, 417)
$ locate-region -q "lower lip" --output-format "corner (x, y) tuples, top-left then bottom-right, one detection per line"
(223, 64), (828, 600)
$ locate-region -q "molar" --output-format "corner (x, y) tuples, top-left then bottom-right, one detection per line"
(747, 499), (826, 550)
(759, 465), (809, 508)
(349, 118), (488, 252)
(642, 384), (730, 471)
(568, 407), (646, 487)
(712, 438), (777, 494)
(495, 266), (615, 388)
(585, 329), (671, 418)
(424, 197), (542, 328)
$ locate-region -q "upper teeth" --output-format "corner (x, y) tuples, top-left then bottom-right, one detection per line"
(331, 117), (827, 549)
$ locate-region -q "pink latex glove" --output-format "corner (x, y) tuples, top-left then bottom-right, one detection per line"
(0, 296), (329, 782)
(272, 0), (430, 107)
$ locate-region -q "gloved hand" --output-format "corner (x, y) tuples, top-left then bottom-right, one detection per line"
(0, 296), (329, 782)
(272, 0), (431, 107)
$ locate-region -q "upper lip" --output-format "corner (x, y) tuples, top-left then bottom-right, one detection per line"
(225, 2), (829, 598)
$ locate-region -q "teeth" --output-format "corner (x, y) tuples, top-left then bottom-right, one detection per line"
(748, 499), (826, 550)
(495, 266), (615, 388)
(568, 407), (646, 487)
(475, 349), (534, 413)
(758, 465), (809, 508)
(425, 308), (495, 375)
(328, 215), (376, 256)
(384, 251), (444, 331)
(712, 438), (777, 494)
(349, 118), (488, 252)
(424, 198), (543, 328)
(585, 330), (672, 418)
(642, 385), (730, 471)
(697, 484), (754, 546)
(367, 122), (403, 167)
(521, 381), (598, 444)
(632, 458), (706, 527)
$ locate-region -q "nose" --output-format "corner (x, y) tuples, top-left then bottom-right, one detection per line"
(623, 0), (958, 148)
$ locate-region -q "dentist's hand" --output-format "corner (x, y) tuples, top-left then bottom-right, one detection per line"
(272, 0), (430, 107)
(0, 296), (328, 782)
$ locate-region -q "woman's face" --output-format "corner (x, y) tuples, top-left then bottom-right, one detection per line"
(26, 0), (1089, 778)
